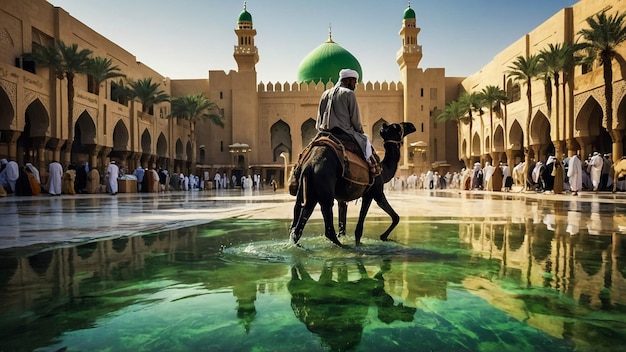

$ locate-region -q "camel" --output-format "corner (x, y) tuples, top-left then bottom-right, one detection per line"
(289, 122), (416, 247)
(612, 157), (626, 192)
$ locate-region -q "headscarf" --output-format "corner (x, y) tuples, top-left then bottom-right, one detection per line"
(25, 163), (41, 183)
(338, 68), (359, 81)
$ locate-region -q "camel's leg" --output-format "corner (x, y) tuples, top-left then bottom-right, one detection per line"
(337, 201), (348, 237)
(373, 193), (400, 242)
(319, 200), (342, 246)
(290, 201), (316, 245)
(354, 196), (374, 246)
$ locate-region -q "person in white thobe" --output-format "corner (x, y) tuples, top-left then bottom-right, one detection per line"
(483, 162), (494, 191)
(4, 161), (19, 193)
(588, 152), (603, 192)
(106, 161), (120, 195)
(567, 153), (583, 195)
(48, 161), (63, 195)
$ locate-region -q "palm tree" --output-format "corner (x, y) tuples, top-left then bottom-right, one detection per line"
(578, 10), (626, 159)
(169, 93), (224, 171)
(539, 42), (584, 158)
(437, 100), (470, 166)
(86, 57), (125, 95)
(458, 92), (484, 164)
(127, 77), (170, 114)
(507, 54), (542, 190)
(479, 85), (507, 159)
(26, 40), (93, 164)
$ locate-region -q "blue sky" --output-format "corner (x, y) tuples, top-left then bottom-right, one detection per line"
(47, 0), (577, 84)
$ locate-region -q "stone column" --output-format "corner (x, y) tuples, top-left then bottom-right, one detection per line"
(86, 144), (103, 171)
(611, 129), (624, 162)
(566, 138), (580, 158)
(3, 130), (21, 161)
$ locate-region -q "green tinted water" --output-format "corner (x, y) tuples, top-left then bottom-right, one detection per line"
(0, 217), (624, 351)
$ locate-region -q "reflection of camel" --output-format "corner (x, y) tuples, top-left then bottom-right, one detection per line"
(288, 260), (416, 351)
(289, 122), (416, 247)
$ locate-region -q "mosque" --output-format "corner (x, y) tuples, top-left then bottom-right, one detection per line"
(1, 0), (626, 187)
(0, 0), (459, 186)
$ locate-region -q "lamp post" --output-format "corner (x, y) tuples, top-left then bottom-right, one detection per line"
(279, 152), (288, 188)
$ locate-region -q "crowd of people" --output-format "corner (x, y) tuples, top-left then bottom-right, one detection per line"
(0, 158), (281, 197)
(385, 152), (623, 195)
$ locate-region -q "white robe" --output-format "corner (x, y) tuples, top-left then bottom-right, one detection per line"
(48, 162), (63, 195)
(107, 162), (119, 194)
(5, 161), (19, 192)
(567, 155), (582, 192)
(589, 154), (603, 190)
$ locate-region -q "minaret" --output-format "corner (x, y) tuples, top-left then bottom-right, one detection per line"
(397, 2), (425, 168)
(231, 1), (259, 165)
(233, 1), (259, 72)
(396, 1), (421, 70)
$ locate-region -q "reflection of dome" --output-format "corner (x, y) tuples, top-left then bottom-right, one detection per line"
(297, 37), (362, 84)
(403, 6), (416, 19)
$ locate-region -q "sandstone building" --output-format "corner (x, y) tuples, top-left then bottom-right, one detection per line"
(0, 0), (461, 186)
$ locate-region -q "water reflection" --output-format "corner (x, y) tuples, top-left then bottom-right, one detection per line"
(289, 259), (416, 351)
(0, 214), (623, 351)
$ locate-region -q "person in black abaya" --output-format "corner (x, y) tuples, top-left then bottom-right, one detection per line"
(75, 163), (88, 194)
(14, 167), (32, 196)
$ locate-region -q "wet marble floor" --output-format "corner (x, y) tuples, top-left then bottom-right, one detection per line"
(2, 187), (626, 250)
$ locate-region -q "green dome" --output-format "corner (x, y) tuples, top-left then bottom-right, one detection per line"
(238, 9), (252, 22)
(403, 7), (416, 19)
(297, 39), (362, 84)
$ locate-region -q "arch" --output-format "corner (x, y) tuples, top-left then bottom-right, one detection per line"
(493, 125), (505, 152)
(176, 138), (184, 159)
(0, 87), (15, 130)
(372, 118), (389, 148)
(186, 140), (192, 161)
(472, 132), (481, 157)
(76, 111), (97, 145)
(509, 120), (524, 151)
(273, 142), (291, 163)
(530, 110), (551, 146)
(73, 111), (96, 161)
(271, 120), (292, 162)
(576, 97), (603, 138)
(301, 118), (316, 147)
(141, 129), (152, 154)
(25, 99), (49, 137)
(157, 133), (167, 157)
(506, 78), (521, 103)
(576, 97), (612, 154)
(113, 120), (129, 151)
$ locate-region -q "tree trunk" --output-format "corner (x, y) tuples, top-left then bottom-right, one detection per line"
(66, 74), (75, 167)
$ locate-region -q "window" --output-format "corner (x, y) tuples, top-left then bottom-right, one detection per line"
(420, 88), (424, 97)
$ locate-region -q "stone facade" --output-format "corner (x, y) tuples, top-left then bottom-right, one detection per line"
(460, 0), (626, 167)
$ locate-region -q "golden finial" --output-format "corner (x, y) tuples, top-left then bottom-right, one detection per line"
(326, 23), (334, 43)
(243, 1), (247, 11)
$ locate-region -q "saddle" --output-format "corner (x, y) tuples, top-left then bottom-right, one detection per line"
(289, 131), (378, 196)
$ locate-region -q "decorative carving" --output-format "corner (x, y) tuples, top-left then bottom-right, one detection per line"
(73, 103), (98, 121)
(0, 28), (13, 46)
(573, 86), (605, 121)
(0, 79), (17, 124)
(24, 89), (50, 116)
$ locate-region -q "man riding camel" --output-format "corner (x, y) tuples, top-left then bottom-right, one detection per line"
(289, 68), (379, 195)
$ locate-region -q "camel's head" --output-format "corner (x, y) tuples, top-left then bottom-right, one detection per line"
(379, 122), (416, 142)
